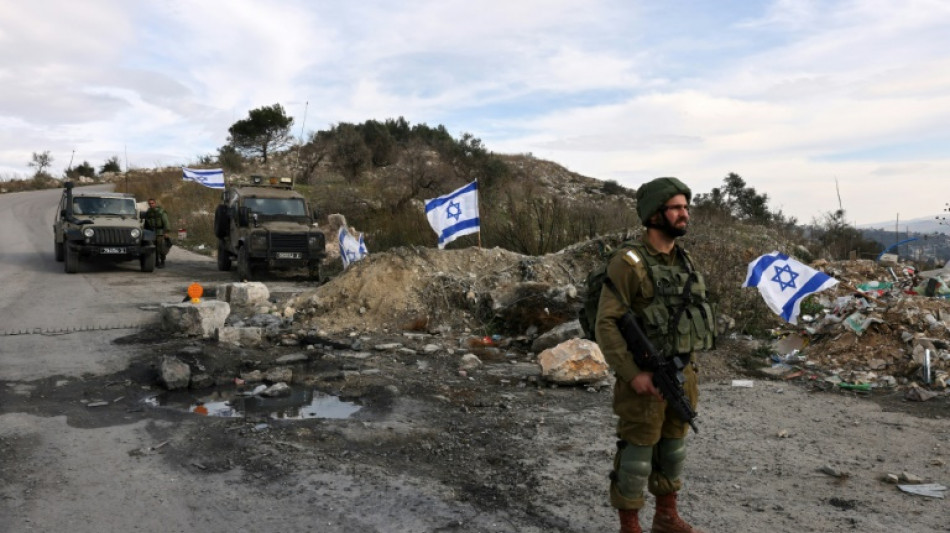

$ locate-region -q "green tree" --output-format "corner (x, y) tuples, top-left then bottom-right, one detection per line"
(65, 160), (95, 180)
(694, 172), (795, 225)
(331, 123), (372, 180)
(227, 103), (294, 163)
(100, 156), (122, 174)
(358, 120), (397, 167)
(812, 209), (881, 259)
(217, 145), (244, 173)
(28, 151), (53, 176)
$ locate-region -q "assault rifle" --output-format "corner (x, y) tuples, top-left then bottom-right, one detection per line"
(616, 311), (699, 433)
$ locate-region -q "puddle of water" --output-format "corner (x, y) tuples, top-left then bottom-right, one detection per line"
(145, 387), (361, 420)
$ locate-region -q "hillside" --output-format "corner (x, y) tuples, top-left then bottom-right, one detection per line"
(860, 215), (948, 235)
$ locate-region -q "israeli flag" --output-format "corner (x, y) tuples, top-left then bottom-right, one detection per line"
(338, 226), (367, 269)
(743, 251), (838, 324)
(424, 180), (480, 249)
(182, 167), (225, 189)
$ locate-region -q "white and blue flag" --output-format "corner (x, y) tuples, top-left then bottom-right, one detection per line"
(743, 251), (838, 324)
(338, 226), (368, 269)
(424, 180), (480, 249)
(182, 167), (225, 189)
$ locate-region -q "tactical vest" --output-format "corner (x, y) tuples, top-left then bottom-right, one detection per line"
(144, 207), (167, 234)
(626, 243), (717, 357)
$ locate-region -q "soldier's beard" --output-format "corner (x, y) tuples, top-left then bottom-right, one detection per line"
(658, 215), (688, 238)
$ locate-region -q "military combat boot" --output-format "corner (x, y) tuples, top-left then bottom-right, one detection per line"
(618, 509), (642, 533)
(652, 493), (704, 533)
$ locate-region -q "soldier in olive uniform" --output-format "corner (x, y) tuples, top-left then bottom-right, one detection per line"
(143, 198), (171, 268)
(595, 177), (716, 533)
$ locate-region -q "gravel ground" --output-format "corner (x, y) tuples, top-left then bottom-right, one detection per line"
(3, 332), (947, 533)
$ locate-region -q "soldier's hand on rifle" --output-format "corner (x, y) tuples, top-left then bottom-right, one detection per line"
(631, 372), (663, 400)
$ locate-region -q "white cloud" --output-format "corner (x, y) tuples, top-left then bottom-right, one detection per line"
(1, 0), (948, 225)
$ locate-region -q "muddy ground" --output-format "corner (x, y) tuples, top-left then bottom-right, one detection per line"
(2, 242), (949, 532)
(3, 327), (947, 533)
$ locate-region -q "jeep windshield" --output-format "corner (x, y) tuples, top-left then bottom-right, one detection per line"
(73, 197), (137, 216)
(243, 198), (307, 217)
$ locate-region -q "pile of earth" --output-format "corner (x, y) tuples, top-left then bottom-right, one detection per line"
(288, 239), (623, 338)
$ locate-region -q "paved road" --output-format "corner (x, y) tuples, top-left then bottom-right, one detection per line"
(0, 185), (286, 533)
(0, 184), (233, 381)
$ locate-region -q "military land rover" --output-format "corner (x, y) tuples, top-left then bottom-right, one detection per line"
(214, 176), (325, 281)
(53, 182), (156, 273)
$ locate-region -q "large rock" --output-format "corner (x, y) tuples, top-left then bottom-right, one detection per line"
(216, 326), (264, 346)
(538, 338), (609, 384)
(531, 320), (585, 353)
(216, 282), (270, 307)
(160, 356), (191, 390)
(161, 300), (230, 338)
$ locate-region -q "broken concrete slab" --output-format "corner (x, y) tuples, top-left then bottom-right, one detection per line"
(160, 300), (230, 338)
(216, 282), (270, 307)
(216, 326), (264, 346)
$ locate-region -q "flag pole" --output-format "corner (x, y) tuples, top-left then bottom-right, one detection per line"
(477, 179), (482, 248)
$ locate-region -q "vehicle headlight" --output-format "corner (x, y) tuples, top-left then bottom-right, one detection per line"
(308, 235), (322, 248)
(130, 228), (141, 239)
(83, 228), (95, 238)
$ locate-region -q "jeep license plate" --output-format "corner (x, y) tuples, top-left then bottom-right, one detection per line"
(101, 247), (126, 254)
(275, 252), (301, 259)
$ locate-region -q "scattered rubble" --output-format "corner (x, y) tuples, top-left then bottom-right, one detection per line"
(748, 259), (950, 397)
(158, 245), (949, 408)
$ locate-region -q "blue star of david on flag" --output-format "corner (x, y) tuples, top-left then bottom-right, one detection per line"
(770, 264), (800, 291)
(743, 252), (838, 324)
(446, 201), (462, 221)
(182, 167), (225, 189)
(424, 181), (480, 249)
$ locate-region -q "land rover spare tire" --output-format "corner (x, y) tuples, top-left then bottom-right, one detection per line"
(213, 205), (230, 238)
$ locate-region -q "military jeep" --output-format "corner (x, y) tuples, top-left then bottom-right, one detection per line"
(213, 176), (325, 281)
(53, 182), (156, 273)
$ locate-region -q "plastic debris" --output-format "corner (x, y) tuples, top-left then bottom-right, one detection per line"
(897, 484), (947, 498)
(837, 382), (871, 392)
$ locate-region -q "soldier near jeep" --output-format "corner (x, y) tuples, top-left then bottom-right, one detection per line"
(142, 198), (171, 268)
(595, 177), (717, 533)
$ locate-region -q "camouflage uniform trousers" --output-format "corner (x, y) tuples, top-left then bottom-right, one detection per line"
(609, 362), (699, 509)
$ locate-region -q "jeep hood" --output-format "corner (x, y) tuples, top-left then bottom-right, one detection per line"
(256, 220), (316, 232)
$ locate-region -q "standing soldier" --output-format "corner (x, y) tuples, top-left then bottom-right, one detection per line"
(143, 198), (171, 268)
(595, 177), (716, 533)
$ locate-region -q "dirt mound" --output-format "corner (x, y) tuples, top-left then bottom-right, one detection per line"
(290, 239), (622, 336)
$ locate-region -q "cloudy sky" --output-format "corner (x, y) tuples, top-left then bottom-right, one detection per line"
(2, 0), (948, 226)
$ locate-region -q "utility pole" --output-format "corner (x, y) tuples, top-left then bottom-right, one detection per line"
(895, 213), (900, 260)
(294, 100), (309, 183)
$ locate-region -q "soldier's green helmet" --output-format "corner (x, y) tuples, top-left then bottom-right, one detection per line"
(635, 177), (692, 225)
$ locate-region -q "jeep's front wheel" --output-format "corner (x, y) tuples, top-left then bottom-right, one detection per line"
(217, 241), (232, 271)
(237, 246), (252, 281)
(140, 252), (156, 273)
(64, 246), (79, 274)
(54, 240), (64, 262)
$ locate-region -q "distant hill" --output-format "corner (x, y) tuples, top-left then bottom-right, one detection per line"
(859, 215), (948, 235)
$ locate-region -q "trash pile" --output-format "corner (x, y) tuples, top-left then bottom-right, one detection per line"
(759, 259), (950, 397)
